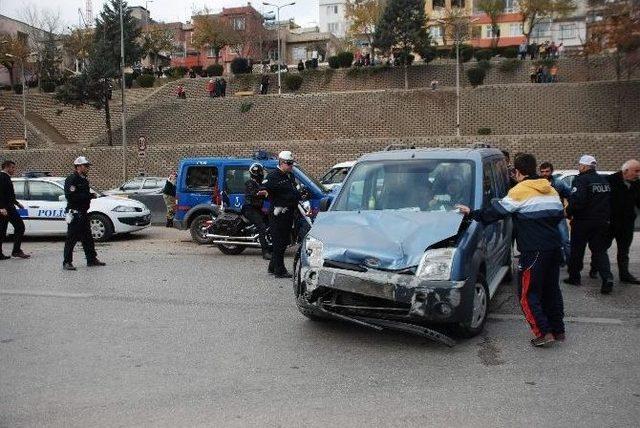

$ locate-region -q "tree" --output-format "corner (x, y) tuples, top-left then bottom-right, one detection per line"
(519, 0), (576, 44)
(192, 9), (239, 64)
(476, 0), (505, 49)
(0, 33), (30, 85)
(345, 0), (385, 57)
(93, 0), (143, 72)
(374, 0), (431, 89)
(62, 27), (93, 73)
(21, 6), (62, 90)
(39, 30), (62, 90)
(141, 25), (175, 71)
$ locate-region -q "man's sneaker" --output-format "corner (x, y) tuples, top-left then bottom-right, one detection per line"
(600, 280), (614, 295)
(63, 263), (77, 271)
(274, 271), (293, 279)
(87, 259), (106, 267)
(0, 254), (10, 261)
(563, 277), (582, 286)
(553, 332), (566, 342)
(531, 333), (556, 347)
(11, 251), (30, 259)
(620, 274), (640, 285)
(589, 269), (598, 279)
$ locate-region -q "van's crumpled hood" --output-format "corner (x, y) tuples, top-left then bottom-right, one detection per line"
(311, 210), (464, 270)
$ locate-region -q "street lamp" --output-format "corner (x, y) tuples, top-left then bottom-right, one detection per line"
(263, 1), (295, 95)
(119, 0), (128, 182)
(5, 53), (28, 149)
(436, 16), (479, 137)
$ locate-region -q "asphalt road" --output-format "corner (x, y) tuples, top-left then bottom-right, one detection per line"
(1, 227), (639, 427)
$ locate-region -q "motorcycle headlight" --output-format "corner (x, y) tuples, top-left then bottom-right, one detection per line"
(416, 248), (456, 281)
(112, 205), (137, 212)
(305, 236), (324, 268)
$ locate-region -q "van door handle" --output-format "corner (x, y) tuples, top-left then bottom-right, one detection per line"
(28, 205), (40, 208)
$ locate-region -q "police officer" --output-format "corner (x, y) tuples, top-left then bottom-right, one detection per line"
(262, 151), (300, 278)
(564, 155), (614, 294)
(242, 163), (271, 260)
(62, 157), (105, 271)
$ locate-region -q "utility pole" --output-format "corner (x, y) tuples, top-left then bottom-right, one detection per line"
(119, 0), (128, 181)
(263, 1), (295, 95)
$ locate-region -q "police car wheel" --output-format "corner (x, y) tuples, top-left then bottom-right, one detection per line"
(216, 244), (246, 255)
(90, 213), (114, 242)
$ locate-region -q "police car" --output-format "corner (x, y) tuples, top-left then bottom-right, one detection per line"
(6, 177), (151, 242)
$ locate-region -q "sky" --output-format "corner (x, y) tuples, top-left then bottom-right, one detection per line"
(0, 0), (319, 30)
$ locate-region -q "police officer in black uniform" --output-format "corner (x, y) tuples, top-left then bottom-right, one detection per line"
(262, 151), (300, 278)
(62, 156), (105, 271)
(564, 155), (614, 294)
(242, 162), (271, 260)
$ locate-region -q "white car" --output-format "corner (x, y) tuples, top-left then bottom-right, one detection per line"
(320, 161), (355, 190)
(103, 176), (167, 196)
(7, 177), (151, 242)
(553, 169), (616, 188)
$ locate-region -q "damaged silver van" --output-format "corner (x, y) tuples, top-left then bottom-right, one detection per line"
(293, 147), (513, 345)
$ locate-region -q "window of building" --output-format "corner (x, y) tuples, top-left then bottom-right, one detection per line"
(327, 5), (338, 14)
(334, 5), (338, 14)
(510, 23), (523, 37)
(484, 25), (497, 39)
(560, 23), (576, 40)
(328, 22), (339, 33)
(531, 21), (552, 39)
(451, 0), (465, 8)
(429, 26), (443, 39)
(433, 0), (445, 8)
(233, 17), (246, 31)
(505, 0), (517, 13)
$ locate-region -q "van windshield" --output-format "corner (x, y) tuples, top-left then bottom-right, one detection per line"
(331, 159), (474, 212)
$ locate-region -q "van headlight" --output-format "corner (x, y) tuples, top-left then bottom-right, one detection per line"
(305, 236), (324, 268)
(416, 248), (456, 281)
(112, 205), (137, 212)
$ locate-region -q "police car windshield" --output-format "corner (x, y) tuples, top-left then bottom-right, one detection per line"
(52, 179), (104, 196)
(332, 159), (474, 212)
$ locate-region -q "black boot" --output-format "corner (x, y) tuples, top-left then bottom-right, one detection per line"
(166, 218), (173, 228)
(620, 272), (640, 284)
(601, 279), (614, 295)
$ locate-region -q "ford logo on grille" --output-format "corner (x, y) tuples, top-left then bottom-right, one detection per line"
(364, 257), (380, 268)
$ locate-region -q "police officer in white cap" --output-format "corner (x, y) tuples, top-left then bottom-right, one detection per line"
(564, 154), (613, 293)
(62, 156), (105, 270)
(262, 151), (301, 278)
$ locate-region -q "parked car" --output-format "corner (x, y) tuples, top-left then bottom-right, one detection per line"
(320, 161), (355, 190)
(103, 176), (167, 196)
(174, 152), (330, 244)
(7, 177), (151, 242)
(294, 146), (513, 343)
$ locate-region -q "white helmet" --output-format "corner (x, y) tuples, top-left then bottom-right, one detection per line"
(278, 150), (294, 162)
(73, 156), (91, 166)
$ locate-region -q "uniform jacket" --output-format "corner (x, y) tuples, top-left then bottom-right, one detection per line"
(64, 172), (93, 212)
(607, 171), (640, 229)
(470, 177), (564, 252)
(0, 171), (18, 210)
(162, 179), (176, 197)
(263, 168), (300, 209)
(243, 178), (265, 210)
(566, 169), (611, 223)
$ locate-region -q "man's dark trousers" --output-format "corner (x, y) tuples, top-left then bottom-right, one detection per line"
(243, 207), (269, 253)
(518, 248), (565, 337)
(268, 209), (293, 274)
(610, 222), (634, 278)
(63, 212), (97, 264)
(568, 220), (612, 282)
(0, 206), (25, 255)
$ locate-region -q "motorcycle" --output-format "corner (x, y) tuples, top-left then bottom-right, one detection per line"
(203, 190), (313, 255)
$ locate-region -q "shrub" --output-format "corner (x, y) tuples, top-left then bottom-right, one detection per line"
(240, 102), (253, 113)
(328, 55), (340, 69)
(192, 65), (204, 76)
(41, 80), (56, 93)
(501, 46), (518, 58)
(478, 127), (492, 135)
(336, 51), (354, 68)
(124, 73), (135, 89)
(231, 57), (251, 74)
(475, 49), (494, 61)
(137, 74), (155, 88)
(395, 52), (415, 66)
(466, 67), (486, 87)
(436, 48), (451, 58)
(477, 59), (492, 71)
(458, 44), (474, 63)
(1, 84), (12, 91)
(13, 84), (23, 94)
(206, 64), (224, 77)
(498, 58), (521, 72)
(141, 67), (154, 75)
(26, 79), (38, 88)
(421, 47), (436, 63)
(170, 66), (187, 78)
(284, 73), (303, 91)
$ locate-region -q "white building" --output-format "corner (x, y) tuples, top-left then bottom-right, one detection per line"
(529, 0), (588, 49)
(319, 0), (349, 38)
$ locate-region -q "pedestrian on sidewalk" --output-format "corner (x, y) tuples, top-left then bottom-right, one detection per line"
(206, 79), (215, 97)
(606, 159), (640, 284)
(0, 160), (30, 260)
(457, 153), (566, 347)
(260, 73), (270, 95)
(162, 172), (177, 228)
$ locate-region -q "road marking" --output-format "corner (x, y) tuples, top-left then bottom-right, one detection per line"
(489, 313), (625, 325)
(0, 289), (94, 299)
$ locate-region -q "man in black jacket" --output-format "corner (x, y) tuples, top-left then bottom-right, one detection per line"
(242, 163), (271, 260)
(564, 155), (614, 294)
(607, 159), (640, 284)
(0, 160), (29, 260)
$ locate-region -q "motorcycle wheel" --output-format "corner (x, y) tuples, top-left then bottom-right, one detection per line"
(217, 244), (246, 255)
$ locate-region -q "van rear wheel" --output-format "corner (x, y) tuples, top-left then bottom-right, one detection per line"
(190, 214), (214, 245)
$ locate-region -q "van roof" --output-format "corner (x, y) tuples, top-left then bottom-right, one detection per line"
(359, 146), (503, 163)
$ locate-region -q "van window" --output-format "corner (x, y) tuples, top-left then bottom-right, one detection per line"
(186, 166), (218, 190)
(482, 163), (494, 206)
(492, 160), (509, 198)
(224, 166), (251, 194)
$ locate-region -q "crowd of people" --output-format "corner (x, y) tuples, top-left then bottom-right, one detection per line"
(529, 64), (560, 83)
(518, 41), (565, 61)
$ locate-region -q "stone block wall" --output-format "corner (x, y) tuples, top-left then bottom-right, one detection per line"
(0, 110), (48, 148)
(2, 133), (637, 189)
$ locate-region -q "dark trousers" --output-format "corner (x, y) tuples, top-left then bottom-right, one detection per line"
(63, 212), (97, 264)
(0, 206), (25, 255)
(268, 209), (293, 274)
(610, 222), (635, 277)
(568, 220), (612, 282)
(243, 207), (269, 253)
(518, 249), (564, 337)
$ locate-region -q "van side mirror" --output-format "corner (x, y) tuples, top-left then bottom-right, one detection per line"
(319, 197), (332, 212)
